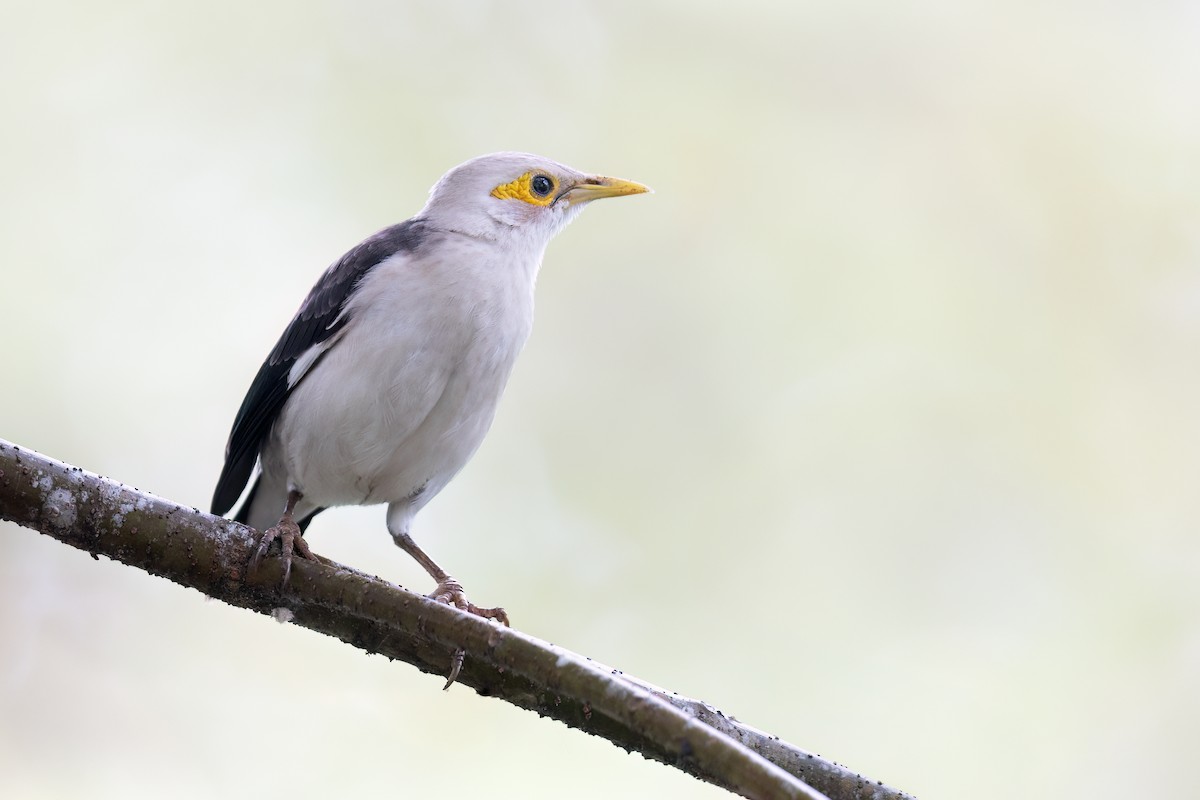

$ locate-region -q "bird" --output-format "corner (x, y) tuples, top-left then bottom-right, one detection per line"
(211, 151), (649, 625)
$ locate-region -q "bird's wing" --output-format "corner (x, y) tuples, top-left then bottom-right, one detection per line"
(210, 219), (430, 516)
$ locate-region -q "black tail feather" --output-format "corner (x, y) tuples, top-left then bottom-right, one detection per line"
(232, 475), (260, 525)
(297, 509), (324, 533)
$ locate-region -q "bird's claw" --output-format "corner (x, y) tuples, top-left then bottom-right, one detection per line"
(429, 577), (510, 626)
(248, 519), (317, 588)
(444, 649), (465, 691)
(428, 576), (509, 689)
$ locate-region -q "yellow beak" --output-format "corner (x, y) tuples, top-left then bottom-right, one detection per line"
(565, 176), (652, 204)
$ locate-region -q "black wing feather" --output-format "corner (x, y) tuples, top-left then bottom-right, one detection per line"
(210, 219), (429, 516)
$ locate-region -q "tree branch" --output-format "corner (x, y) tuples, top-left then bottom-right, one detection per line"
(0, 438), (915, 800)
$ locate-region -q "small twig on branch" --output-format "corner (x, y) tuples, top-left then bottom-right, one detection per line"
(0, 438), (915, 800)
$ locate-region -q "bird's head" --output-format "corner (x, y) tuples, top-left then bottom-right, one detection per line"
(420, 152), (650, 243)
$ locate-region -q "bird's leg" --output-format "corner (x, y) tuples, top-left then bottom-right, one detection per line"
(249, 489), (318, 588)
(391, 531), (510, 627)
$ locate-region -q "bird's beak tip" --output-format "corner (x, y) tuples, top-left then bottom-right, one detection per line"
(569, 176), (652, 203)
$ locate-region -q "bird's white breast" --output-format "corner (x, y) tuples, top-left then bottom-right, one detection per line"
(270, 232), (539, 510)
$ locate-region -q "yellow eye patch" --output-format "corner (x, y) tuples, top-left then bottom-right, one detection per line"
(490, 172), (558, 206)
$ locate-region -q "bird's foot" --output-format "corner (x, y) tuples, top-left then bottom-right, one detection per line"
(429, 576), (510, 626)
(428, 577), (509, 690)
(248, 518), (319, 588)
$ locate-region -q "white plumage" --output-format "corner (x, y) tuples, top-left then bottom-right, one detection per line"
(262, 229), (536, 530)
(212, 152), (648, 622)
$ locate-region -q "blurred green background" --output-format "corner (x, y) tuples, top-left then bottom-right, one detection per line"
(2, 1), (1198, 798)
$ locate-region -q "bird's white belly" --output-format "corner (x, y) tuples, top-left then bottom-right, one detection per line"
(275, 338), (517, 509)
(269, 251), (533, 511)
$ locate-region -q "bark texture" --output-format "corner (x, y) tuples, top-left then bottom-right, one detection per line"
(0, 438), (915, 800)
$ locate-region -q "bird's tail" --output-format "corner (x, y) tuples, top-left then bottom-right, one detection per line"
(232, 475), (261, 526)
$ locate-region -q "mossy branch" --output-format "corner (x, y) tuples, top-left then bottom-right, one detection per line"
(0, 438), (914, 800)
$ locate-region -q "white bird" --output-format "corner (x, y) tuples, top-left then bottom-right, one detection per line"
(211, 152), (649, 624)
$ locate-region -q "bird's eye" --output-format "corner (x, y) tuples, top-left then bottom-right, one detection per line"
(491, 172), (559, 205)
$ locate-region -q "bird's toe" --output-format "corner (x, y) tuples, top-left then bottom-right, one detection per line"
(427, 577), (508, 689)
(465, 603), (510, 627)
(428, 577), (509, 626)
(249, 518), (318, 589)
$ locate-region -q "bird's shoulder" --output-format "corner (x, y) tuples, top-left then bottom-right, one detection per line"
(269, 218), (434, 365)
(210, 216), (432, 516)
